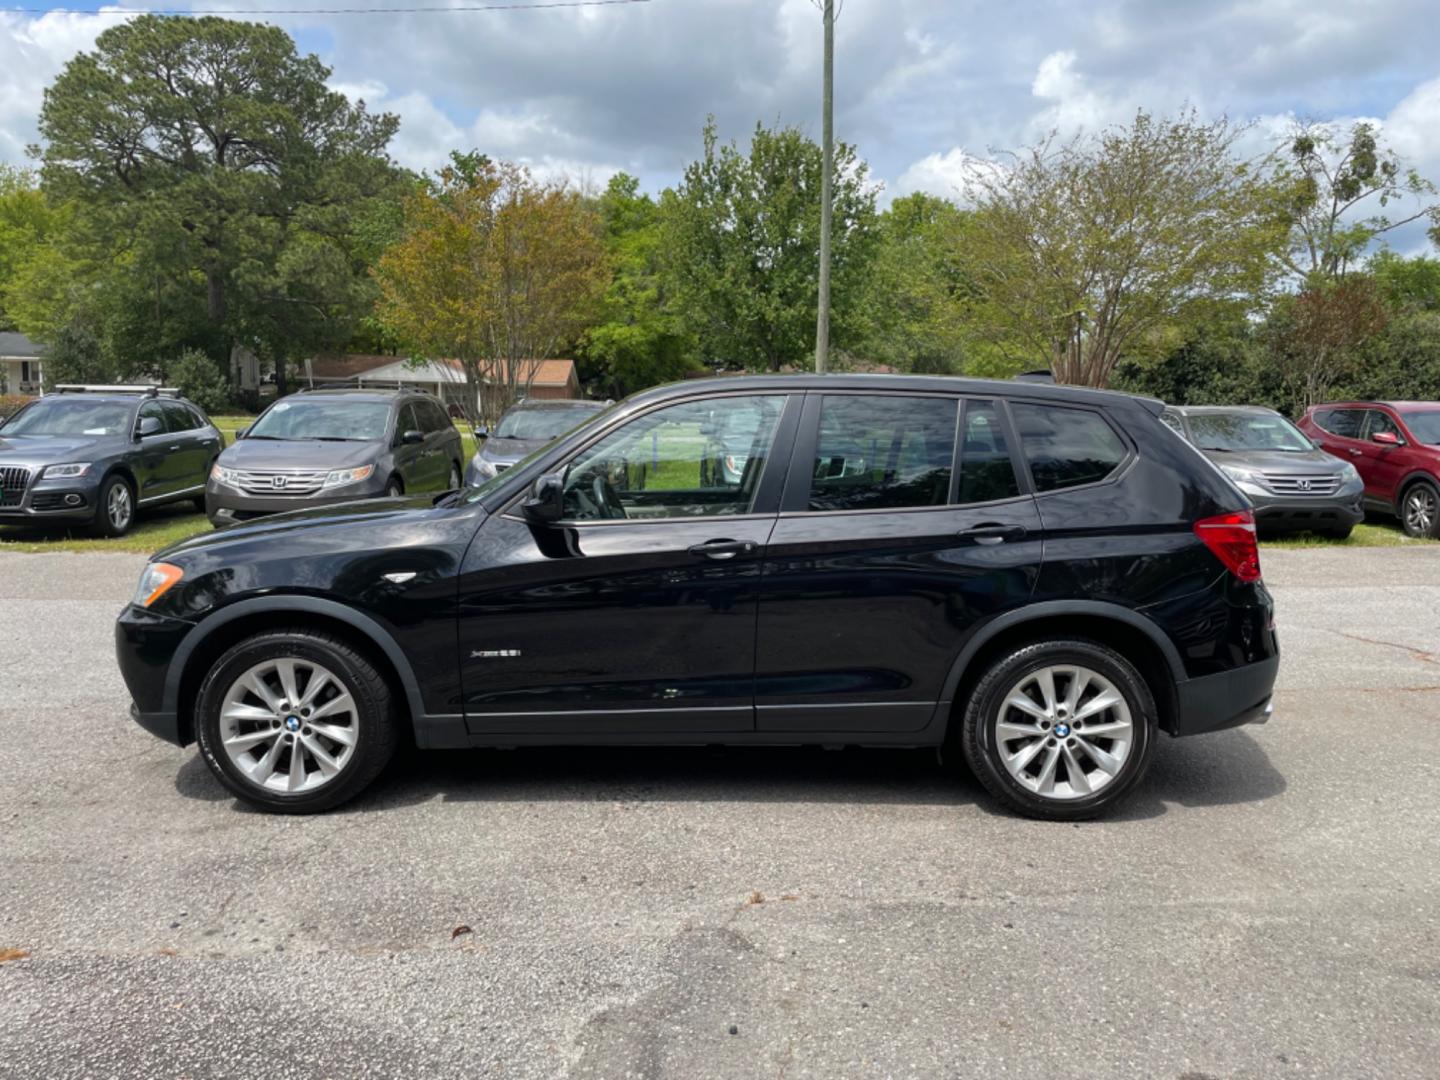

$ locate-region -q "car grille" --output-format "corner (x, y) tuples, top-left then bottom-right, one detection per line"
(0, 465), (31, 507)
(1265, 473), (1341, 496)
(232, 469), (330, 497)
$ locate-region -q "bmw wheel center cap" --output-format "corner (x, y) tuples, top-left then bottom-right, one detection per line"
(1054, 723), (1071, 738)
(285, 716), (301, 732)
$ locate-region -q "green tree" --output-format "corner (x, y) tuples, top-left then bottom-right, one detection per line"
(1265, 274), (1389, 409)
(39, 322), (114, 388)
(959, 110), (1287, 387)
(579, 173), (695, 396)
(169, 348), (232, 414)
(1370, 250), (1440, 312)
(374, 154), (608, 420)
(0, 166), (65, 331)
(34, 15), (402, 387)
(1272, 121), (1440, 281)
(661, 119), (878, 371)
(855, 192), (975, 374)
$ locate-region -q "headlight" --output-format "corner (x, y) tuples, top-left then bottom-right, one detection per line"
(211, 463), (243, 487)
(42, 462), (90, 479)
(1219, 464), (1268, 495)
(468, 456), (497, 482)
(322, 464), (375, 488)
(132, 562), (184, 608)
(1338, 462), (1361, 485)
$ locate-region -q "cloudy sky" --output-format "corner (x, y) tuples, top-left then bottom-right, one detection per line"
(2, 0), (1438, 247)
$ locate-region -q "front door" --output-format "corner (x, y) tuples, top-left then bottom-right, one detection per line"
(133, 400), (182, 501)
(755, 394), (1043, 733)
(1358, 408), (1411, 505)
(457, 393), (795, 735)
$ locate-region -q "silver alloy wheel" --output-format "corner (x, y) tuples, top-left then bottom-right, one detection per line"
(994, 664), (1134, 801)
(218, 658), (359, 794)
(108, 483), (132, 531)
(1405, 486), (1436, 535)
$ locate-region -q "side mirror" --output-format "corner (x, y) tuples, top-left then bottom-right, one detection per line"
(402, 429), (425, 445)
(475, 425), (489, 439)
(1372, 430), (1402, 446)
(137, 416), (163, 439)
(235, 425), (249, 441)
(521, 472), (565, 524)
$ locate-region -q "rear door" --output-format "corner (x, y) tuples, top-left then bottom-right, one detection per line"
(160, 401), (210, 495)
(1309, 406), (1372, 488)
(753, 393), (1042, 734)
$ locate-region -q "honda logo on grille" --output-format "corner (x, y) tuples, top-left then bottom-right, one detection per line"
(1297, 479), (1312, 491)
(271, 475), (288, 489)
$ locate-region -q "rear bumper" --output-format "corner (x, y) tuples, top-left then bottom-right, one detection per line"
(1172, 654), (1279, 736)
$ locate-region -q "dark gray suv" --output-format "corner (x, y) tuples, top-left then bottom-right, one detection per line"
(206, 389), (463, 526)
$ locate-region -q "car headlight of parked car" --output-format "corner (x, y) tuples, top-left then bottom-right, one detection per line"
(211, 463), (243, 488)
(322, 464), (375, 489)
(1218, 464), (1268, 496)
(132, 562), (184, 609)
(42, 462), (90, 479)
(1338, 462), (1362, 488)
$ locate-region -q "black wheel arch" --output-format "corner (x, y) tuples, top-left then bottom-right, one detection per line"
(167, 596), (424, 746)
(934, 601), (1185, 741)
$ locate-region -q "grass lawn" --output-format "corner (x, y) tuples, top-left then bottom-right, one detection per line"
(1261, 519), (1435, 549)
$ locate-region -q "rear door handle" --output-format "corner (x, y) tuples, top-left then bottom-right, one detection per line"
(687, 539), (758, 560)
(958, 523), (1028, 545)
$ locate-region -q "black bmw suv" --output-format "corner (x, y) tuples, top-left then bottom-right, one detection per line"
(0, 386), (221, 536)
(116, 375), (1279, 819)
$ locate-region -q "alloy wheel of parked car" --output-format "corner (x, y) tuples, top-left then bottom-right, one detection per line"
(1402, 481), (1439, 538)
(195, 630), (398, 813)
(961, 640), (1155, 821)
(94, 475), (135, 537)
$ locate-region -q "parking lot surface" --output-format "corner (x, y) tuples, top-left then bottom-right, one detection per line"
(1, 546), (1437, 1079)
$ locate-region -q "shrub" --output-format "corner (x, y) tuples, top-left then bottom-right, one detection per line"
(169, 348), (231, 415)
(0, 393), (34, 420)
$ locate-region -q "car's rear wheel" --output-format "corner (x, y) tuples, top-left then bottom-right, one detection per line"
(194, 630), (399, 813)
(1400, 480), (1439, 539)
(92, 474), (135, 537)
(960, 639), (1156, 820)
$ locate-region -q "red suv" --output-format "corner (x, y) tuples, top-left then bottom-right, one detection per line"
(1298, 401), (1440, 538)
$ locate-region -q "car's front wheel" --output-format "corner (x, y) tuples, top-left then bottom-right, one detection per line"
(92, 473), (135, 537)
(194, 629), (399, 813)
(960, 640), (1156, 820)
(1401, 480), (1439, 539)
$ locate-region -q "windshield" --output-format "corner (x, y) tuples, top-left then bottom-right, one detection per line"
(1186, 412), (1312, 453)
(247, 399), (392, 441)
(1, 399), (133, 437)
(1399, 410), (1440, 445)
(494, 407), (600, 441)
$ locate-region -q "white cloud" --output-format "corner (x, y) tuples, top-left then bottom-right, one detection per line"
(0, 11), (109, 162)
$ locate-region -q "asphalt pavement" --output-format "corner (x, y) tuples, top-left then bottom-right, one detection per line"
(0, 545), (1437, 1079)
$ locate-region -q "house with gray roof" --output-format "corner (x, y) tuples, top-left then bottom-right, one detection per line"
(0, 331), (43, 395)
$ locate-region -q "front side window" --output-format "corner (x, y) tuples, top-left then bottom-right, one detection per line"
(248, 399), (393, 442)
(1, 399), (133, 437)
(1314, 408), (1364, 439)
(807, 395), (957, 512)
(1398, 409), (1440, 446)
(562, 395), (784, 521)
(1186, 411), (1312, 453)
(1011, 402), (1128, 493)
(137, 402), (166, 436)
(1364, 410), (1402, 441)
(958, 400), (1021, 504)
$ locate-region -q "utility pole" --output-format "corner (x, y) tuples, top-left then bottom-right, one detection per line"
(814, 0), (834, 374)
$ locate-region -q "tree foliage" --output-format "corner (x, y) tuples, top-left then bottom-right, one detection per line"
(0, 166), (65, 331)
(1266, 275), (1389, 409)
(169, 348), (232, 414)
(661, 119), (878, 371)
(374, 153), (607, 419)
(959, 110), (1287, 388)
(33, 15), (402, 385)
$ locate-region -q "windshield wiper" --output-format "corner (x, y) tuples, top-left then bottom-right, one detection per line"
(310, 436), (363, 442)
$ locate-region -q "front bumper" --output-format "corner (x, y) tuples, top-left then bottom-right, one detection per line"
(206, 477), (388, 526)
(1247, 490), (1364, 533)
(1172, 653), (1279, 736)
(116, 604), (196, 746)
(0, 469), (101, 524)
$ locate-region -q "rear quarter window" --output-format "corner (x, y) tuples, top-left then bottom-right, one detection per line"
(1011, 403), (1129, 493)
(1314, 408), (1364, 439)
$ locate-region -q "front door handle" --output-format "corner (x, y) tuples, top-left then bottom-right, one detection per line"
(687, 539), (758, 560)
(1348, 448), (1362, 456)
(167, 444), (180, 452)
(958, 523), (1028, 545)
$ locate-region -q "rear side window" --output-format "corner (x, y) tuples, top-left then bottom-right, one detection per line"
(1011, 403), (1128, 493)
(161, 402), (196, 433)
(808, 395), (957, 512)
(1314, 408), (1364, 439)
(957, 400), (1020, 504)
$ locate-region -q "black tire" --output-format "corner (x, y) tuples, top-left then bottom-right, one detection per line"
(1323, 525), (1354, 541)
(1399, 480), (1440, 539)
(193, 629), (399, 814)
(448, 462), (462, 490)
(960, 639), (1156, 821)
(385, 476), (404, 497)
(91, 473), (136, 537)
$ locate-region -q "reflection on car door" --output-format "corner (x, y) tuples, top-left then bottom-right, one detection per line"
(456, 393), (796, 735)
(754, 394), (1043, 734)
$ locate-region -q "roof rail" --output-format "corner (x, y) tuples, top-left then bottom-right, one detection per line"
(54, 384), (180, 397)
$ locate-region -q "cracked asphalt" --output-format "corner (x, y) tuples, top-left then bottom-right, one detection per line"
(1, 545), (1437, 1079)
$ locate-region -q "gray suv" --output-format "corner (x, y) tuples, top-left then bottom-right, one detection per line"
(206, 389), (463, 526)
(1162, 404), (1364, 537)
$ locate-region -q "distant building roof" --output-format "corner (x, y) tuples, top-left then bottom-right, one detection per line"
(0, 331), (42, 360)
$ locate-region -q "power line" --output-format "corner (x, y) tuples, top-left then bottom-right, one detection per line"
(3, 0), (650, 15)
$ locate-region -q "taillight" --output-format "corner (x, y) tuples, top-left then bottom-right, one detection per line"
(1194, 509), (1262, 583)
